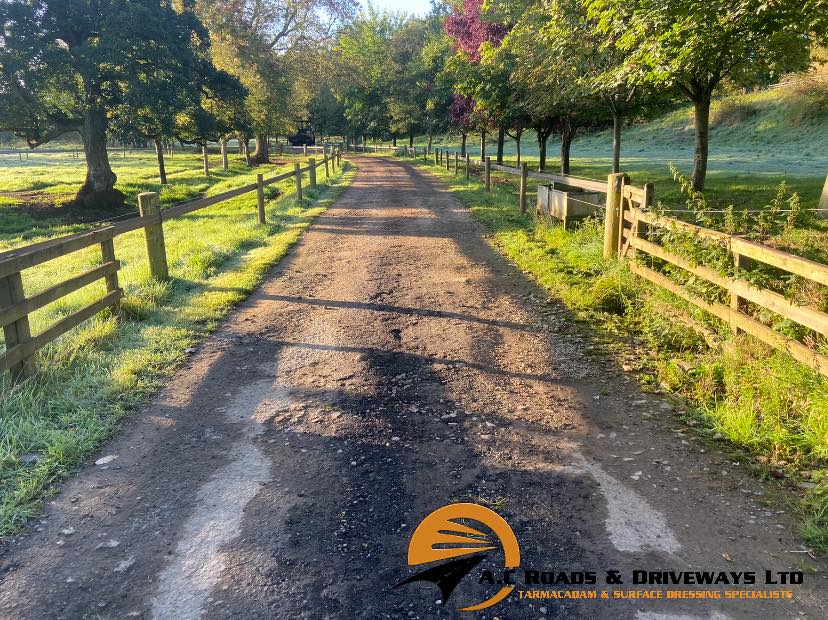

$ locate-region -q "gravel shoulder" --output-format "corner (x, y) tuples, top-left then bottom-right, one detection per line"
(0, 155), (825, 620)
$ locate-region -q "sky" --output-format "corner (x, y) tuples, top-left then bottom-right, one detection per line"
(365, 0), (434, 17)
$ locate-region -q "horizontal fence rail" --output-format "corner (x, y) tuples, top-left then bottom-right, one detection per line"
(611, 180), (828, 377)
(0, 151), (340, 380)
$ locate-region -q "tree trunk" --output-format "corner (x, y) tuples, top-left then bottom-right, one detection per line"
(514, 129), (522, 167)
(538, 132), (548, 172)
(480, 128), (486, 160)
(460, 132), (467, 156)
(75, 104), (122, 210)
(154, 138), (167, 185)
(560, 117), (575, 175)
(253, 133), (269, 164)
(409, 129), (414, 147)
(202, 143), (210, 177)
(392, 134), (397, 147)
(496, 125), (505, 165)
(220, 138), (228, 171)
(427, 133), (433, 150)
(240, 137), (251, 166)
(611, 108), (622, 174)
(692, 97), (711, 190)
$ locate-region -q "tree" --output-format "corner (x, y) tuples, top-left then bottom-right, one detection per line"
(110, 8), (226, 185)
(387, 18), (436, 146)
(448, 94), (476, 155)
(495, 0), (661, 173)
(444, 0), (510, 161)
(333, 7), (403, 143)
(309, 85), (347, 140)
(198, 0), (357, 162)
(415, 18), (454, 149)
(0, 0), (228, 211)
(174, 60), (249, 176)
(588, 0), (815, 189)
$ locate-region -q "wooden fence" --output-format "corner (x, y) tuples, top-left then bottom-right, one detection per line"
(0, 149), (342, 380)
(607, 174), (828, 377)
(379, 144), (828, 378)
(379, 144), (607, 216)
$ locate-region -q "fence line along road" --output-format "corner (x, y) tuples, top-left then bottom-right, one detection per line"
(379, 143), (828, 378)
(0, 150), (342, 381)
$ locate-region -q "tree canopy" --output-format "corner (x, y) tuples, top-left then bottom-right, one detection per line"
(2, 0), (826, 208)
(0, 0), (242, 210)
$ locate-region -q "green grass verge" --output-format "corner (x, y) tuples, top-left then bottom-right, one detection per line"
(0, 161), (355, 536)
(400, 154), (828, 555)
(0, 149), (302, 243)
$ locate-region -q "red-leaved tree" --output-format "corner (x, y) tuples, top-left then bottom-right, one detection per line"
(444, 0), (507, 60)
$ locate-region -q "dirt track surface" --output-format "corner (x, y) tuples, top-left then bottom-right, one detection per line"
(0, 156), (825, 619)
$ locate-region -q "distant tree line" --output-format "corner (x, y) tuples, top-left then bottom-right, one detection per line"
(323, 0), (826, 190)
(1, 0), (825, 213)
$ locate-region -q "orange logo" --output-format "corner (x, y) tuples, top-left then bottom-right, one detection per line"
(396, 502), (521, 611)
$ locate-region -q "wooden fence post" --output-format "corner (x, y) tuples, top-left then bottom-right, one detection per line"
(221, 139), (228, 171)
(454, 152), (459, 175)
(256, 173), (266, 224)
(308, 158), (317, 187)
(0, 272), (34, 379)
(137, 192), (169, 281)
(294, 163), (303, 201)
(603, 173), (626, 259)
(202, 144), (209, 177)
(730, 251), (748, 334)
(100, 238), (121, 314)
(519, 162), (529, 213)
(303, 144), (307, 156)
(485, 156), (492, 191)
(465, 154), (470, 179)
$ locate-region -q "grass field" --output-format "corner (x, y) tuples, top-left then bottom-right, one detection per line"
(0, 151), (354, 535)
(398, 152), (828, 554)
(0, 147), (294, 242)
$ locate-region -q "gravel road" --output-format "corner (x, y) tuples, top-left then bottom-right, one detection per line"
(0, 156), (825, 619)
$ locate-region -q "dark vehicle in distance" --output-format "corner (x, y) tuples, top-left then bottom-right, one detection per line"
(288, 126), (315, 146)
